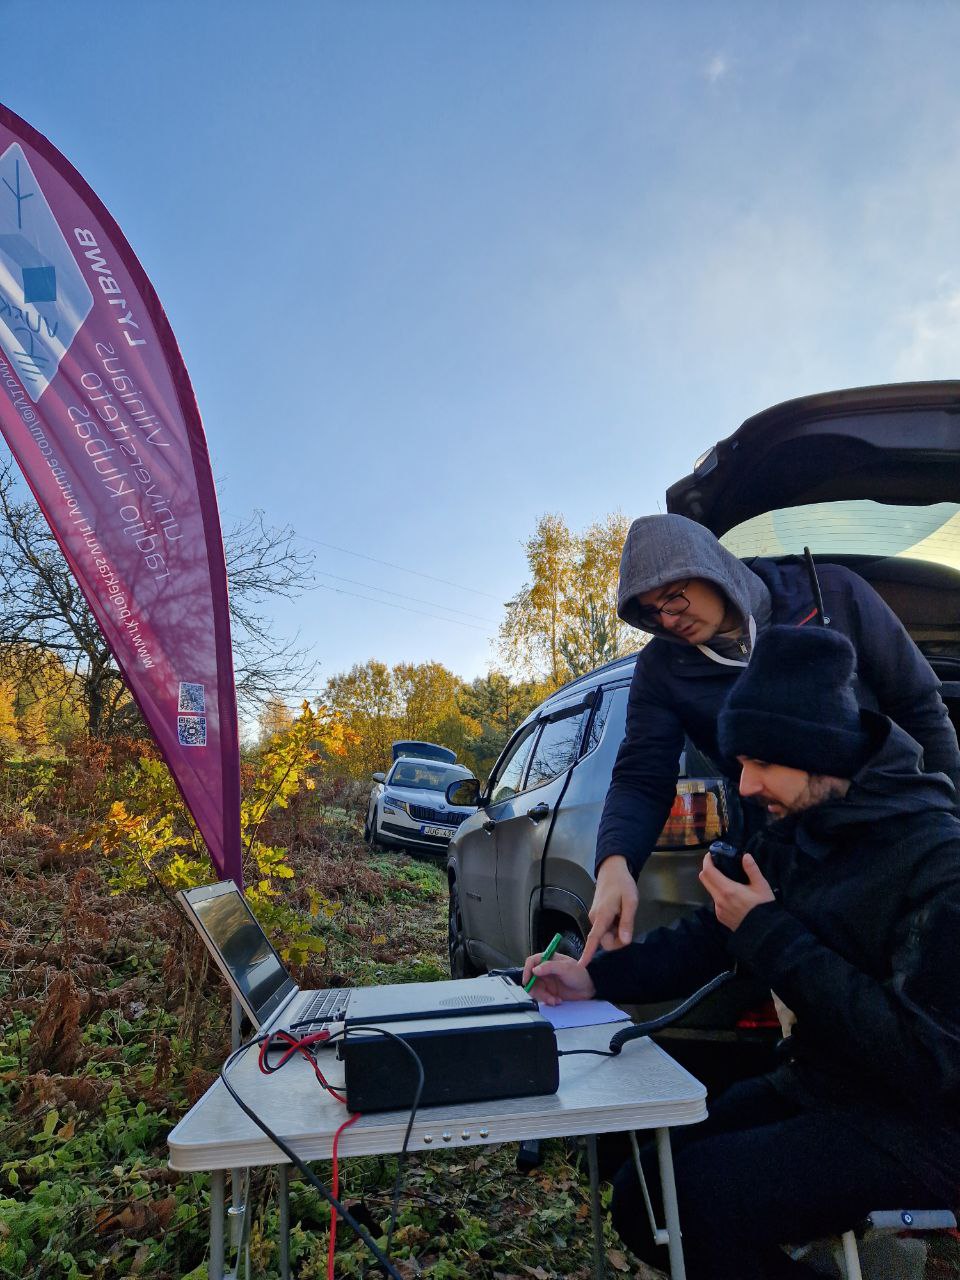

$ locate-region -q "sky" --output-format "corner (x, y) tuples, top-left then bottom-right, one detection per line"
(4, 1), (960, 707)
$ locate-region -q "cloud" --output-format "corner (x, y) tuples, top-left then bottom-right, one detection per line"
(704, 53), (729, 84)
(893, 280), (960, 380)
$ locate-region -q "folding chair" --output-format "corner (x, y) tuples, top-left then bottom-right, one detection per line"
(838, 1208), (957, 1280)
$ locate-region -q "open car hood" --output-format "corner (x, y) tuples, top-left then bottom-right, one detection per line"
(666, 381), (960, 536)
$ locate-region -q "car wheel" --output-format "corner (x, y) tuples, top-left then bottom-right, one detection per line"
(555, 928), (584, 961)
(365, 807), (382, 850)
(448, 880), (482, 979)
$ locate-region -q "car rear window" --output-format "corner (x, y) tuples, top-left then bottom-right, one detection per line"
(388, 762), (472, 790)
(721, 499), (960, 570)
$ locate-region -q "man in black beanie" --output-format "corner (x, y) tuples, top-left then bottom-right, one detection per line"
(523, 626), (960, 1280)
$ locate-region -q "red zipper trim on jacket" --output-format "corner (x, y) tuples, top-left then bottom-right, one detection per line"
(796, 608), (819, 626)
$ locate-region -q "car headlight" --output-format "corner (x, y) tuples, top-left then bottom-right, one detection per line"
(383, 796), (407, 814)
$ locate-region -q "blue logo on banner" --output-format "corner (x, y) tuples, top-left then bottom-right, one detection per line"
(0, 146), (93, 402)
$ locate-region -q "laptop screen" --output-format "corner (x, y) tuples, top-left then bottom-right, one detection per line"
(183, 882), (293, 1021)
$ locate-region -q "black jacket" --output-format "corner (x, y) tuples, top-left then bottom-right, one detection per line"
(589, 716), (960, 1198)
(595, 559), (960, 875)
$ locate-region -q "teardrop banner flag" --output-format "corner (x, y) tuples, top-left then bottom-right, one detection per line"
(0, 102), (242, 885)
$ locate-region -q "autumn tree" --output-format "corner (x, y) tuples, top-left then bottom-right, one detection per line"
(0, 644), (86, 751)
(0, 672), (18, 750)
(498, 514), (574, 686)
(321, 660), (398, 779)
(257, 696), (296, 747)
(456, 670), (547, 780)
(321, 659), (481, 780)
(499, 511), (636, 684)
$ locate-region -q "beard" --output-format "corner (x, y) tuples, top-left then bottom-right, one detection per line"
(759, 774), (850, 818)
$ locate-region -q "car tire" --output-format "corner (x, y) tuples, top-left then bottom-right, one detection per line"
(448, 879), (482, 979)
(365, 808), (382, 851)
(555, 928), (584, 961)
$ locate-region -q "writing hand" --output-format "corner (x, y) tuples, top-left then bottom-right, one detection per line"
(521, 951), (596, 1006)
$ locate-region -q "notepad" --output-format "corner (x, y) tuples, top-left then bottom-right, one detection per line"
(538, 1000), (631, 1030)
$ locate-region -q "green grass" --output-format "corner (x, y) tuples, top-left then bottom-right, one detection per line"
(0, 824), (956, 1280)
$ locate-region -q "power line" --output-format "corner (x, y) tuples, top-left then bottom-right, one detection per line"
(313, 581), (495, 631)
(295, 533), (502, 600)
(313, 570), (498, 624)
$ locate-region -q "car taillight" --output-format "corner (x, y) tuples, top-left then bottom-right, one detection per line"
(735, 998), (780, 1030)
(655, 779), (727, 850)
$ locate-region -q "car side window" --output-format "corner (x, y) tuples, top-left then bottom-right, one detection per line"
(525, 707), (590, 790)
(582, 683), (630, 759)
(489, 727), (538, 806)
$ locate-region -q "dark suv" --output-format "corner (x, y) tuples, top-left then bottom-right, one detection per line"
(446, 382), (960, 1050)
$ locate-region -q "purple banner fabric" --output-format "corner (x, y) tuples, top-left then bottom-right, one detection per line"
(0, 103), (241, 885)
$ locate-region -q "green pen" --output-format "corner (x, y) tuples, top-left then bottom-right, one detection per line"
(524, 931), (564, 993)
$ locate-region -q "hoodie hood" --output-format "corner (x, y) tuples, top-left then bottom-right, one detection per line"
(617, 513), (771, 639)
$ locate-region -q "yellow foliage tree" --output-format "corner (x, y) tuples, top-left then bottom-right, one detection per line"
(257, 696), (296, 746)
(322, 659), (480, 780)
(0, 674), (18, 750)
(499, 511), (637, 684)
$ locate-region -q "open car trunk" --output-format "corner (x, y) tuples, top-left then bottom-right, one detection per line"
(667, 380), (960, 735)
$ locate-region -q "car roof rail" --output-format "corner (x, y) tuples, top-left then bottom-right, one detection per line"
(546, 651), (641, 700)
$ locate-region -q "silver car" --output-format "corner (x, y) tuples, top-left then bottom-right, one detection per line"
(365, 755), (478, 857)
(446, 381), (960, 1047)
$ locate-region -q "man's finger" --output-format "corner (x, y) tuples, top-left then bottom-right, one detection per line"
(699, 857), (726, 907)
(521, 953), (543, 986)
(579, 928), (602, 967)
(617, 898), (637, 945)
(742, 853), (765, 886)
(699, 852), (722, 889)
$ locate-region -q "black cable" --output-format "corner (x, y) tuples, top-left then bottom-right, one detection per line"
(608, 970), (737, 1054)
(288, 1019), (426, 1266)
(558, 1048), (617, 1058)
(219, 1026), (425, 1279)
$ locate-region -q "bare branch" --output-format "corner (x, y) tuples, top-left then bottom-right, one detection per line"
(0, 464), (318, 734)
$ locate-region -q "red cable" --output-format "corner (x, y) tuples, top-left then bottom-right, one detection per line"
(255, 1027), (358, 1273)
(327, 1111), (361, 1279)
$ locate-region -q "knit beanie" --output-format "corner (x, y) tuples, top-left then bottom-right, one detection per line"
(717, 625), (871, 777)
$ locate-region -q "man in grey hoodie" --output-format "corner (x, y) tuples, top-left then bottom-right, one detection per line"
(581, 513), (960, 965)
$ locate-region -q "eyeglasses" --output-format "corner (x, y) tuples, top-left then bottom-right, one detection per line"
(634, 581), (692, 628)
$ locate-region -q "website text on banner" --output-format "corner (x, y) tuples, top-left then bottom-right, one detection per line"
(0, 102), (241, 885)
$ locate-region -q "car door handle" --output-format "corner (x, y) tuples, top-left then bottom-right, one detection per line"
(526, 802), (550, 822)
(482, 819), (496, 834)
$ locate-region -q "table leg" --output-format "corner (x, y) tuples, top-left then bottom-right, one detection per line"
(209, 1169), (226, 1280)
(585, 1134), (607, 1280)
(656, 1128), (686, 1280)
(279, 1163), (291, 1280)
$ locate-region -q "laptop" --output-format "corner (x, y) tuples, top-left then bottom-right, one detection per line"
(178, 879), (538, 1035)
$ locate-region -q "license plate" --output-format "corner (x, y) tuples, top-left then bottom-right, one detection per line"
(421, 824), (455, 839)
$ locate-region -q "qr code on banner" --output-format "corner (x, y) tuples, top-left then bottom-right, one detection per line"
(178, 682), (206, 714)
(178, 715), (207, 747)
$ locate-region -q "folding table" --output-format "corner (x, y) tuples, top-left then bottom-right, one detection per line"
(168, 1022), (707, 1280)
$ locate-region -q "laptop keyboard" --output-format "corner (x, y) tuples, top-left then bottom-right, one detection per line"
(299, 988), (349, 1028)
